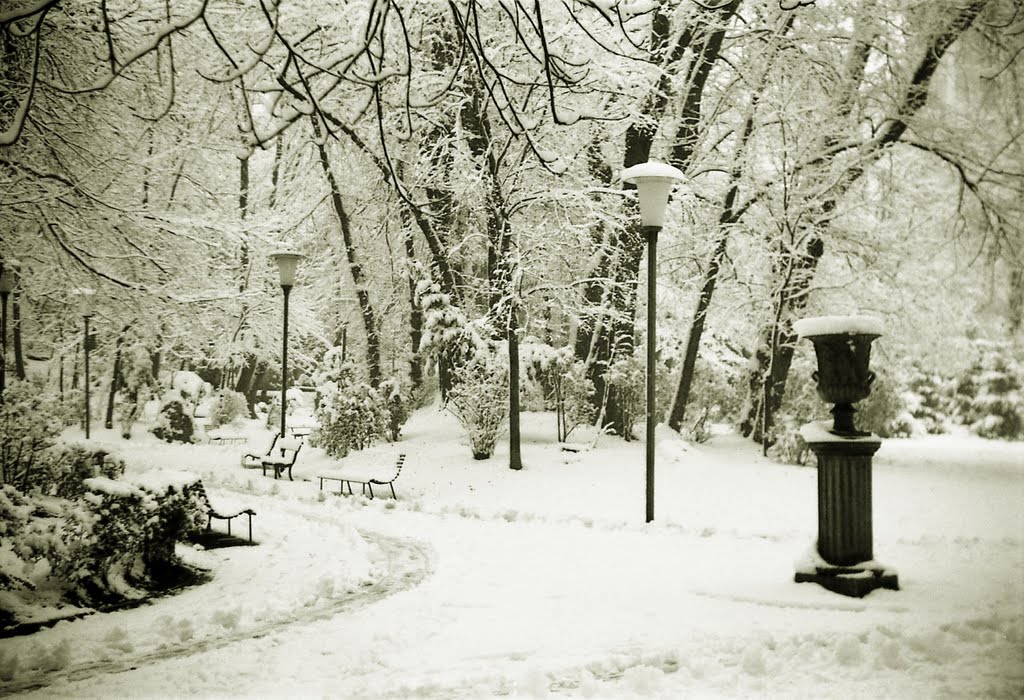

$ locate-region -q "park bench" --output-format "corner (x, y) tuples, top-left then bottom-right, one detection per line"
(318, 453), (405, 499)
(261, 436), (302, 480)
(241, 434), (279, 469)
(193, 481), (256, 542)
(209, 434), (247, 445)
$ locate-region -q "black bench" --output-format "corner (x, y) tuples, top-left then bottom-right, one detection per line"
(318, 454), (405, 499)
(194, 481), (256, 542)
(261, 436), (302, 480)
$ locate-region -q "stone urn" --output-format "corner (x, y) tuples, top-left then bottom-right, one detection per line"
(793, 314), (897, 597)
(793, 315), (883, 436)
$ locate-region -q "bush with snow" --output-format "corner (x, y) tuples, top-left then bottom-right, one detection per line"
(379, 377), (411, 442)
(522, 342), (596, 442)
(0, 381), (65, 490)
(902, 365), (958, 435)
(953, 340), (1023, 440)
(207, 389), (249, 429)
(446, 350), (509, 459)
(310, 351), (389, 458)
(1, 469), (209, 618)
(150, 395), (196, 444)
(35, 443), (126, 499)
(602, 350), (646, 441)
(116, 343), (157, 439)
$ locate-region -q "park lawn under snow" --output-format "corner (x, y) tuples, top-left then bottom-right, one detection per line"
(1, 404), (1022, 699)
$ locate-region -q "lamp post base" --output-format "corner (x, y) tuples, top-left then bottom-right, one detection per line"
(795, 562), (899, 598)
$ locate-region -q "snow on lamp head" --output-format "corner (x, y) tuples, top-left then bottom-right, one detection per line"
(270, 247), (304, 288)
(72, 287), (96, 317)
(621, 161), (686, 228)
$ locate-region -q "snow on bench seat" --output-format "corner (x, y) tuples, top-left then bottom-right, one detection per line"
(318, 454), (405, 500)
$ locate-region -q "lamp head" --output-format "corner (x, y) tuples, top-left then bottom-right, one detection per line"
(72, 287), (96, 316)
(270, 247), (304, 288)
(621, 161), (686, 228)
(0, 261), (19, 295)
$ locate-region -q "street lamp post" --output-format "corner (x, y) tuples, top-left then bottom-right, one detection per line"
(74, 288), (96, 438)
(271, 248), (304, 440)
(0, 263), (17, 401)
(622, 161), (685, 523)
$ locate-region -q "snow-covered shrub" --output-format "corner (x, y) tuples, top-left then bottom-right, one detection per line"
(53, 475), (207, 603)
(310, 352), (389, 458)
(602, 351), (646, 441)
(953, 341), (1024, 440)
(0, 382), (64, 490)
(134, 476), (208, 573)
(379, 377), (411, 442)
(28, 444), (126, 499)
(683, 357), (744, 443)
(207, 389), (248, 428)
(0, 484), (31, 540)
(417, 281), (490, 399)
(116, 343), (156, 439)
(903, 365), (957, 435)
(151, 395), (195, 444)
(264, 388), (302, 432)
(447, 350), (509, 459)
(522, 342), (596, 442)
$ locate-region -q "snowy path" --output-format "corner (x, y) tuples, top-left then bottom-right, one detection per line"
(2, 417), (1021, 698)
(8, 497), (1021, 698)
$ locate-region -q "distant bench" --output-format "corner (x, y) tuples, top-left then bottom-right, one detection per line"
(318, 454), (405, 500)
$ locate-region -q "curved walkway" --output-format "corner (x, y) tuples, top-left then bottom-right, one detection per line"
(1, 519), (433, 697)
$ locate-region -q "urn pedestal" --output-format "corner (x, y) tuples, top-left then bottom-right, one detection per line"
(793, 316), (899, 598)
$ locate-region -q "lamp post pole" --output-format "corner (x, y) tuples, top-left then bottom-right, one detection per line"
(74, 288), (96, 438)
(84, 313), (92, 438)
(271, 248), (304, 440)
(622, 161), (685, 524)
(280, 284), (291, 439)
(644, 224), (659, 523)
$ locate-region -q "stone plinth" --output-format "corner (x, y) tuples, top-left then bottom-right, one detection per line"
(796, 422), (899, 598)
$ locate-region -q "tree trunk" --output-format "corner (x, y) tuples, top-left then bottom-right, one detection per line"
(104, 323), (131, 429)
(461, 72), (522, 470)
(312, 116), (383, 386)
(588, 1), (738, 436)
(12, 291), (25, 380)
(666, 15), (792, 431)
(405, 227), (424, 391)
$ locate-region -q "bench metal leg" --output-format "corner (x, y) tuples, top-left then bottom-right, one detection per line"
(389, 483), (396, 499)
(247, 513), (253, 542)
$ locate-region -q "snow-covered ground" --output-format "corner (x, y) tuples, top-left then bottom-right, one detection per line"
(1, 405), (1022, 698)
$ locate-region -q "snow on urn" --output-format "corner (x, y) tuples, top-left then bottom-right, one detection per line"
(793, 315), (883, 436)
(793, 314), (898, 598)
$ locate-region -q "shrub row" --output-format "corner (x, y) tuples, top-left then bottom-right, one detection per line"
(1, 471), (207, 612)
